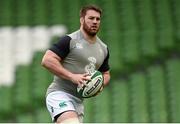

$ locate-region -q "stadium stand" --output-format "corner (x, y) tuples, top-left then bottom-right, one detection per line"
(0, 86), (13, 121)
(13, 65), (33, 113)
(0, 27), (15, 85)
(165, 58), (180, 122)
(49, 0), (66, 25)
(34, 107), (51, 122)
(14, 0), (30, 26)
(31, 52), (52, 105)
(135, 0), (159, 59)
(101, 0), (124, 73)
(154, 0), (175, 51)
(171, 0), (180, 52)
(147, 65), (168, 122)
(16, 112), (35, 123)
(83, 98), (94, 122)
(129, 72), (149, 122)
(0, 0), (180, 123)
(110, 79), (129, 123)
(93, 87), (111, 123)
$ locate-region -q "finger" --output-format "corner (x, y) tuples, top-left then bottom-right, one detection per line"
(84, 76), (91, 82)
(78, 83), (83, 89)
(82, 76), (91, 81)
(83, 73), (90, 77)
(80, 80), (88, 87)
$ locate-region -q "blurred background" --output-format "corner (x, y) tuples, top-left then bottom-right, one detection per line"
(0, 0), (180, 123)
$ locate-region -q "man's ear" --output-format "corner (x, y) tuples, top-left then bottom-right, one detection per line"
(80, 17), (84, 25)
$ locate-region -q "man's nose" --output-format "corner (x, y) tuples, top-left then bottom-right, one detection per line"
(93, 19), (98, 24)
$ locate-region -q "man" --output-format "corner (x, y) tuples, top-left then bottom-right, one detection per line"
(41, 4), (110, 123)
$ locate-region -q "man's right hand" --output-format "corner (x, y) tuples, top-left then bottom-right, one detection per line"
(69, 73), (91, 87)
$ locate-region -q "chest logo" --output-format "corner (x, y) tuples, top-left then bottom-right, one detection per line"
(85, 57), (96, 73)
(75, 43), (83, 49)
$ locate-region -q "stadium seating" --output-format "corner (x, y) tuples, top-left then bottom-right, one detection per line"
(14, 27), (33, 65)
(135, 0), (159, 59)
(147, 65), (168, 122)
(65, 0), (81, 32)
(13, 65), (33, 113)
(165, 58), (180, 122)
(93, 86), (111, 122)
(83, 98), (94, 122)
(171, 0), (180, 52)
(0, 0), (180, 123)
(35, 107), (51, 122)
(155, 0), (175, 51)
(0, 27), (15, 85)
(0, 0), (13, 26)
(49, 0), (66, 25)
(14, 0), (30, 26)
(31, 0), (48, 25)
(0, 86), (13, 121)
(129, 72), (149, 122)
(16, 113), (35, 123)
(100, 0), (125, 73)
(31, 52), (52, 106)
(110, 79), (129, 123)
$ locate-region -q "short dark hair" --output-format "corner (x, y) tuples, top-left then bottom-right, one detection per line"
(80, 4), (102, 17)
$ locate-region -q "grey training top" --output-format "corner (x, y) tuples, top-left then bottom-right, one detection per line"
(46, 30), (110, 99)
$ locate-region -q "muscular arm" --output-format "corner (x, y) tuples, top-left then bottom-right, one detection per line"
(41, 50), (73, 80)
(41, 50), (89, 85)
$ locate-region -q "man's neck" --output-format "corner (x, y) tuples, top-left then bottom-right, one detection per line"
(80, 28), (96, 44)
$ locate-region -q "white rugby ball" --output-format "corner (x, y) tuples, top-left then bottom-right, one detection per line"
(77, 70), (104, 98)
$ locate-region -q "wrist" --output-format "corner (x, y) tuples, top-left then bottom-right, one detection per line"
(68, 73), (74, 82)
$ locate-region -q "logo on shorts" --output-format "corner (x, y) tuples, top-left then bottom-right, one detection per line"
(51, 106), (54, 113)
(59, 101), (67, 108)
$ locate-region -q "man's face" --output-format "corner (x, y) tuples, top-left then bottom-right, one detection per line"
(81, 10), (101, 36)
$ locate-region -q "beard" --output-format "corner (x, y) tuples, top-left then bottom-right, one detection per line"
(83, 21), (99, 36)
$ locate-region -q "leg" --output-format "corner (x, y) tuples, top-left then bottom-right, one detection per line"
(56, 111), (80, 123)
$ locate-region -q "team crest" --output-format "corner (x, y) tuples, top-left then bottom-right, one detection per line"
(85, 57), (96, 73)
(75, 43), (83, 49)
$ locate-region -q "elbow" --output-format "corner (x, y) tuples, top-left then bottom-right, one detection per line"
(106, 75), (111, 86)
(41, 59), (46, 67)
(41, 50), (61, 70)
(41, 56), (50, 69)
(103, 72), (111, 86)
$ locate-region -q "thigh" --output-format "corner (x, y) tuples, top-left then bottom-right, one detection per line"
(56, 111), (80, 123)
(70, 95), (84, 123)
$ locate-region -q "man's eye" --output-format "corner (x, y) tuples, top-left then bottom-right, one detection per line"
(96, 18), (100, 21)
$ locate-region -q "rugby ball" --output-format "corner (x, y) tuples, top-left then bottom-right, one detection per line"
(77, 70), (104, 98)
